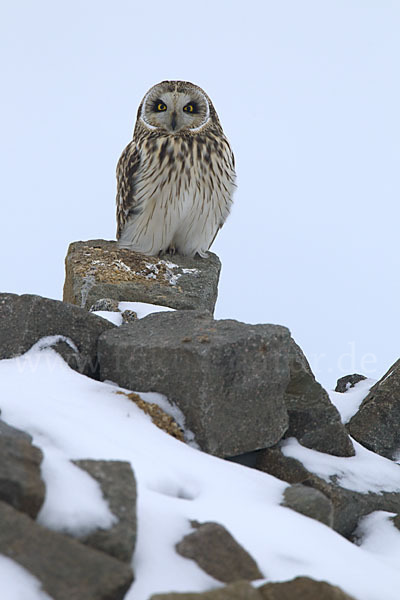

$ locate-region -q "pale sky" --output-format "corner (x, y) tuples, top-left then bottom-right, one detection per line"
(1, 0), (399, 389)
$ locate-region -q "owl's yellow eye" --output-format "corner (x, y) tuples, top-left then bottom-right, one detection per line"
(183, 104), (194, 113)
(157, 102), (167, 111)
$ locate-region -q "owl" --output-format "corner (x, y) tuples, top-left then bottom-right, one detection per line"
(116, 80), (236, 257)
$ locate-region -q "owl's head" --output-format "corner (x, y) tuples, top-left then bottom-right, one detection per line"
(137, 80), (220, 135)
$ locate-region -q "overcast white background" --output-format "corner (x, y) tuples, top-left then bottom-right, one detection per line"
(1, 0), (399, 389)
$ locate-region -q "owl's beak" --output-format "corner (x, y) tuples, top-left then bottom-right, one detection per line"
(170, 111), (177, 131)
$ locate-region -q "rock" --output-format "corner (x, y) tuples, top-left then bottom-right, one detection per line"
(283, 341), (354, 457)
(63, 239), (221, 314)
(90, 298), (120, 312)
(0, 293), (115, 378)
(98, 310), (290, 457)
(335, 374), (367, 393)
(282, 483), (334, 527)
(259, 576), (356, 599)
(149, 577), (355, 600)
(0, 500), (133, 600)
(255, 444), (400, 539)
(73, 460), (137, 563)
(0, 419), (45, 518)
(347, 359), (400, 459)
(175, 521), (263, 583)
(150, 581), (260, 600)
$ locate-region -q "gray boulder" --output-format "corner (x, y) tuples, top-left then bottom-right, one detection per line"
(0, 419), (45, 518)
(255, 444), (400, 539)
(73, 460), (137, 563)
(63, 239), (221, 314)
(0, 500), (133, 600)
(0, 293), (115, 377)
(98, 310), (290, 457)
(348, 359), (400, 459)
(283, 341), (354, 457)
(282, 483), (333, 527)
(176, 521), (263, 583)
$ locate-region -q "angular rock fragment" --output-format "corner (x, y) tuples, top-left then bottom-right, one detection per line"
(63, 239), (221, 314)
(0, 293), (114, 377)
(176, 521), (263, 583)
(348, 359), (400, 459)
(0, 500), (133, 600)
(149, 577), (356, 599)
(0, 419), (45, 518)
(259, 576), (356, 599)
(99, 310), (290, 457)
(284, 341), (354, 457)
(73, 459), (137, 563)
(282, 483), (333, 527)
(255, 444), (400, 538)
(335, 374), (367, 393)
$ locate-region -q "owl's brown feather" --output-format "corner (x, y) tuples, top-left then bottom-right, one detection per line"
(116, 81), (236, 257)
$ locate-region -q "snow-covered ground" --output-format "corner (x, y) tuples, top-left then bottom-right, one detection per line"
(1, 333), (400, 600)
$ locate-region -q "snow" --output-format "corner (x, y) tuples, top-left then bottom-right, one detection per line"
(355, 511), (400, 570)
(0, 555), (52, 600)
(92, 301), (175, 325)
(118, 301), (175, 319)
(2, 345), (400, 600)
(328, 378), (375, 424)
(282, 437), (400, 494)
(92, 310), (123, 325)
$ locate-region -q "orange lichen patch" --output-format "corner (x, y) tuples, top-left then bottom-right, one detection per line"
(69, 245), (177, 286)
(116, 391), (185, 442)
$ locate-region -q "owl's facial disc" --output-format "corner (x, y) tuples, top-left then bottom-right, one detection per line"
(141, 88), (210, 133)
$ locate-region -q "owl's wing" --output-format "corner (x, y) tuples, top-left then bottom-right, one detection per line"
(116, 141), (142, 239)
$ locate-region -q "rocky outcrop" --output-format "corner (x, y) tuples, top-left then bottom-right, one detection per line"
(255, 444), (400, 538)
(0, 293), (114, 377)
(0, 419), (45, 518)
(176, 521), (263, 583)
(98, 310), (354, 458)
(63, 239), (221, 314)
(73, 460), (137, 563)
(98, 310), (291, 457)
(0, 500), (133, 600)
(347, 359), (400, 459)
(149, 577), (356, 599)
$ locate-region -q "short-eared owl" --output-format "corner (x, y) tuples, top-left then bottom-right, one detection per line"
(116, 80), (236, 257)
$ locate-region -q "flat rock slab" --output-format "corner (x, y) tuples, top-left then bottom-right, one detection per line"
(348, 359), (400, 459)
(63, 239), (221, 314)
(255, 444), (400, 539)
(74, 459), (137, 563)
(176, 521), (263, 583)
(0, 293), (114, 377)
(0, 500), (133, 600)
(0, 419), (45, 518)
(98, 311), (290, 457)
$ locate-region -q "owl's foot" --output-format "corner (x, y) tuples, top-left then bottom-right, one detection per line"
(165, 245), (176, 256)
